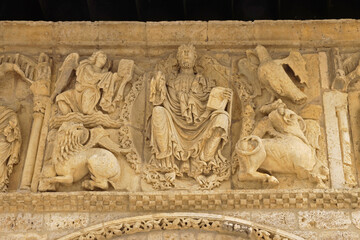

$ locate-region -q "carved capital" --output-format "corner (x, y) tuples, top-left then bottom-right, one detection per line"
(32, 95), (49, 114)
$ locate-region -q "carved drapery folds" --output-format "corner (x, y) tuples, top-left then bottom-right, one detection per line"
(5, 20), (360, 240)
(144, 44), (233, 190)
(0, 106), (21, 192)
(2, 42), (360, 194)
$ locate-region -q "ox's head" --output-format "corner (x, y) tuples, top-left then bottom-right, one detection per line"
(268, 107), (308, 143)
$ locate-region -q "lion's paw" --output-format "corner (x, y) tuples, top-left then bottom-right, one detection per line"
(267, 176), (279, 185)
(164, 171), (176, 183)
(82, 180), (95, 190)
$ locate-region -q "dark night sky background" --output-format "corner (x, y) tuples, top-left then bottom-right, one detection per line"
(0, 0), (359, 22)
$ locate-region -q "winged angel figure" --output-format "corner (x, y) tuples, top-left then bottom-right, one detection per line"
(144, 44), (233, 190)
(51, 51), (134, 116)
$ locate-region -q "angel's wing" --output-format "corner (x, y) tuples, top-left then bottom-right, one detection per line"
(0, 63), (32, 84)
(196, 55), (230, 88)
(276, 51), (309, 86)
(237, 50), (261, 97)
(50, 53), (79, 101)
(343, 52), (360, 74)
(116, 59), (135, 101)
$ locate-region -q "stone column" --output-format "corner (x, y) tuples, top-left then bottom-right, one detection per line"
(323, 91), (357, 188)
(336, 105), (357, 187)
(19, 107), (44, 190)
(19, 53), (51, 191)
(30, 97), (51, 192)
(348, 91), (360, 185)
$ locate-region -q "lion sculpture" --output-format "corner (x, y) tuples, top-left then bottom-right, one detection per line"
(42, 122), (128, 190)
(235, 104), (329, 187)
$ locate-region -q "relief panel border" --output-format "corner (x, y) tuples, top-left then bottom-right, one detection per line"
(0, 189), (359, 213)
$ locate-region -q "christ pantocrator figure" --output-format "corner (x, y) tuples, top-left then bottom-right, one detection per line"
(148, 44), (232, 189)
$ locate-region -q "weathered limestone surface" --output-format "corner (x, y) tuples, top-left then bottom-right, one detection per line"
(1, 20), (360, 239)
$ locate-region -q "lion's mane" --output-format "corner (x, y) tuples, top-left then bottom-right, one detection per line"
(53, 122), (85, 164)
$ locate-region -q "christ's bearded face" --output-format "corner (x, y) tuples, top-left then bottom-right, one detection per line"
(177, 47), (196, 69)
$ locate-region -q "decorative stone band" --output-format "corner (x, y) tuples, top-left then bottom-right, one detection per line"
(57, 213), (303, 240)
(1, 189), (360, 213)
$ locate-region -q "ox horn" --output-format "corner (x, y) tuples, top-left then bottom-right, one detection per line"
(297, 116), (306, 132)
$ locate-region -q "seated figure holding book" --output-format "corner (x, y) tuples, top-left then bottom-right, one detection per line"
(149, 44), (232, 187)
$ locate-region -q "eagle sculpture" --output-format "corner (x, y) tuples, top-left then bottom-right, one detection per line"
(238, 45), (309, 105)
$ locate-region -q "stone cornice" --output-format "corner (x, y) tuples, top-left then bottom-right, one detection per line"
(2, 20), (360, 50)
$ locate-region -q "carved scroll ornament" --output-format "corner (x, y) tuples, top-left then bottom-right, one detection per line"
(57, 213), (303, 240)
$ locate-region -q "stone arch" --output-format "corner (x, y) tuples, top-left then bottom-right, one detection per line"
(57, 212), (303, 240)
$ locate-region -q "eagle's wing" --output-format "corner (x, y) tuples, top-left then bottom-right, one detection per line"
(237, 49), (261, 96)
(50, 53), (79, 101)
(343, 52), (360, 75)
(115, 59), (135, 102)
(276, 51), (309, 86)
(0, 63), (32, 84)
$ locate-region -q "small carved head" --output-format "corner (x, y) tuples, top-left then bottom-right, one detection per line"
(89, 51), (108, 69)
(176, 44), (197, 69)
(270, 107), (299, 127)
(269, 107), (307, 142)
(58, 122), (89, 146)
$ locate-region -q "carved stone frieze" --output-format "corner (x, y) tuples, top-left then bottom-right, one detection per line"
(2, 19), (360, 239)
(0, 43), (346, 193)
